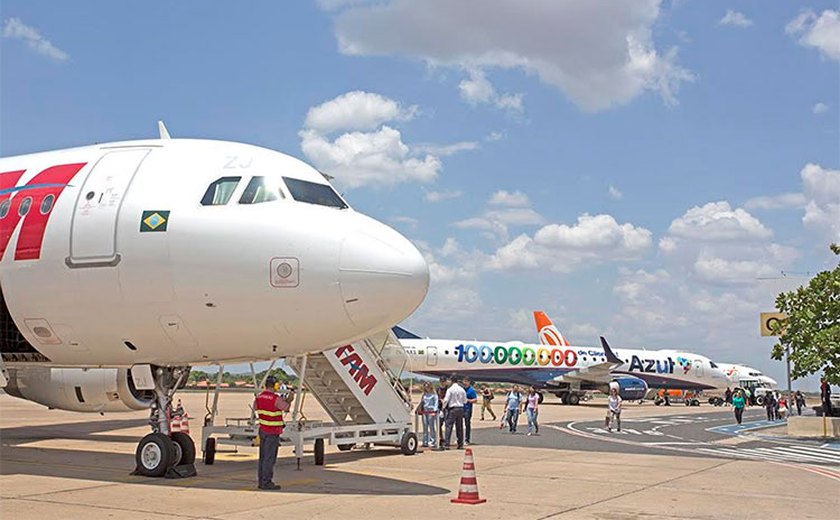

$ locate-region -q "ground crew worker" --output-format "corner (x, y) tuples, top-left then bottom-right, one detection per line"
(254, 376), (293, 490)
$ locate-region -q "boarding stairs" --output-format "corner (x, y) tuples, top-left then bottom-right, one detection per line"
(287, 329), (413, 425)
(201, 329), (418, 467)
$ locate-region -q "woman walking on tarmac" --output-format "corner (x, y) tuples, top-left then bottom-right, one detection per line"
(418, 382), (439, 448)
(526, 387), (540, 435)
(605, 385), (622, 432)
(480, 385), (496, 421)
(732, 389), (746, 425)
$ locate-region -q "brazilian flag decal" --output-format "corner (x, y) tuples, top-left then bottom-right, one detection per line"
(140, 210), (170, 232)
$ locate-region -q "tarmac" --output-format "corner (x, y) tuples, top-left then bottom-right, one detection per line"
(1, 391), (838, 519)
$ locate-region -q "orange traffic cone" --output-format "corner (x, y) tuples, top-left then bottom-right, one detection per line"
(170, 414), (181, 433)
(451, 448), (487, 505)
(180, 412), (190, 435)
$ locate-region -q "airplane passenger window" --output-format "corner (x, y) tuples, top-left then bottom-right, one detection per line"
(201, 177), (241, 206)
(282, 177), (348, 209)
(40, 194), (55, 215)
(18, 197), (32, 216)
(239, 176), (284, 204)
(0, 200), (9, 219)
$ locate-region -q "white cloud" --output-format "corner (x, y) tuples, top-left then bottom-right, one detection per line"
(424, 189), (463, 203)
(325, 0), (693, 111)
(486, 214), (652, 272)
(693, 255), (778, 285)
(608, 185), (623, 200)
(300, 91), (441, 188)
(813, 102), (829, 114)
(458, 68), (524, 113)
(800, 163), (840, 240)
(303, 90), (417, 133)
(414, 141), (479, 156)
(489, 190), (530, 207)
(667, 201), (772, 241)
(2, 17), (68, 61)
(485, 131), (504, 142)
(455, 208), (545, 238)
(455, 190), (544, 241)
(786, 10), (840, 61)
(744, 192), (807, 210)
(718, 10), (753, 28)
(300, 126), (440, 188)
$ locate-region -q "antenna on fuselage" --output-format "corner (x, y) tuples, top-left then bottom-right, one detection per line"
(158, 121), (171, 140)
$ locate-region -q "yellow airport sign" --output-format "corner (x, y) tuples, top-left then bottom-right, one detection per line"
(760, 312), (787, 337)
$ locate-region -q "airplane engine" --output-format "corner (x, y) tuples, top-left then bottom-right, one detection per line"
(605, 376), (649, 401)
(4, 367), (155, 413)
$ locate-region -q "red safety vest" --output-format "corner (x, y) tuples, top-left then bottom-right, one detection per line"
(254, 390), (285, 435)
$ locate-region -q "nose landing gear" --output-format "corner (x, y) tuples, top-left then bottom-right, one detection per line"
(132, 366), (196, 478)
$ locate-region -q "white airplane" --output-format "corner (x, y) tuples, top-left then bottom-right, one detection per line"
(717, 362), (778, 391)
(0, 124), (429, 475)
(396, 312), (733, 405)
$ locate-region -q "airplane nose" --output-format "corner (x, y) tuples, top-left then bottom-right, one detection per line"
(339, 224), (429, 333)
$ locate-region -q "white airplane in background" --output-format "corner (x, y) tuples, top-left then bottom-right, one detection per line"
(717, 362), (778, 392)
(396, 311), (733, 405)
(0, 123), (429, 476)
(533, 311), (735, 403)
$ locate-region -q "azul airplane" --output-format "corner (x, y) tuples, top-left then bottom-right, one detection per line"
(0, 124), (429, 475)
(397, 312), (733, 405)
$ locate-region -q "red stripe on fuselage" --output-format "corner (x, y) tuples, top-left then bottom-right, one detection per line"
(0, 163), (86, 261)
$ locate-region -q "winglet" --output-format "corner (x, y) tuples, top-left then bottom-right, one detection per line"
(600, 336), (623, 364)
(158, 121), (171, 140)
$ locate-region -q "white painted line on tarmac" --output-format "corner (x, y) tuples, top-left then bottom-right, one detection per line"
(793, 446), (840, 461)
(771, 447), (840, 465)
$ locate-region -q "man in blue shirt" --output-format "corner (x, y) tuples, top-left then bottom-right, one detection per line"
(462, 377), (478, 445)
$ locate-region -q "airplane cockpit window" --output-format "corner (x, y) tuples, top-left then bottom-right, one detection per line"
(201, 177), (241, 206)
(239, 176), (284, 204)
(710, 361), (719, 368)
(283, 177), (348, 209)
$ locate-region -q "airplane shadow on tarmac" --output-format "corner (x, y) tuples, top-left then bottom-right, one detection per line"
(0, 419), (449, 496)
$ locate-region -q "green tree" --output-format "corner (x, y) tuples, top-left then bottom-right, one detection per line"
(771, 244), (840, 385)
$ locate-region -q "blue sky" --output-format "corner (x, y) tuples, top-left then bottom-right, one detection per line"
(2, 1), (838, 389)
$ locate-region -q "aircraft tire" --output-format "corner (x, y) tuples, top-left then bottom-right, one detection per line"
(314, 438), (325, 466)
(400, 432), (417, 455)
(568, 393), (580, 406)
(558, 393), (568, 405)
(135, 433), (176, 477)
(203, 437), (216, 465)
(171, 432), (196, 465)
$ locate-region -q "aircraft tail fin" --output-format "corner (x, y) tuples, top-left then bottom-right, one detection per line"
(392, 325), (421, 340)
(534, 311), (570, 347)
(600, 336), (623, 365)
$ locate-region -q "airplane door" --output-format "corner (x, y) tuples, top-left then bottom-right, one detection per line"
(426, 346), (438, 366)
(68, 149), (150, 267)
(694, 359), (704, 377)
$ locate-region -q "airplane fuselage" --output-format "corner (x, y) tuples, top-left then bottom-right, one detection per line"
(402, 339), (731, 391)
(0, 138), (429, 368)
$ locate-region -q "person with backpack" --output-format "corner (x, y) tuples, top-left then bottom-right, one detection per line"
(504, 385), (523, 433)
(480, 384), (496, 421)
